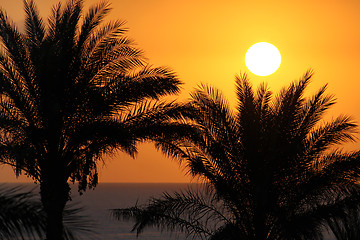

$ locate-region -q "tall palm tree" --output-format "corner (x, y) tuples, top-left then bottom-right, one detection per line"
(0, 0), (182, 239)
(113, 72), (360, 240)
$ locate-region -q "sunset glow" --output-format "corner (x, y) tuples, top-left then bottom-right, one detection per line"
(245, 42), (281, 76)
(0, 0), (360, 183)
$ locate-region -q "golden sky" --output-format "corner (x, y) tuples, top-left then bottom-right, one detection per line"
(0, 0), (360, 183)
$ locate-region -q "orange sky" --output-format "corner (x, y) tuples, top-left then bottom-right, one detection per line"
(0, 0), (360, 183)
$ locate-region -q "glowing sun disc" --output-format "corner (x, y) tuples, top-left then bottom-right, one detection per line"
(245, 42), (281, 76)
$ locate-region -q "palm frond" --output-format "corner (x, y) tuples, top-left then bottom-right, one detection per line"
(255, 82), (272, 122)
(297, 84), (335, 138)
(305, 115), (357, 158)
(0, 9), (28, 76)
(112, 188), (230, 239)
(80, 20), (129, 66)
(315, 150), (360, 185)
(47, 2), (62, 37)
(84, 30), (144, 79)
(122, 66), (181, 98)
(55, 0), (82, 43)
(0, 186), (45, 240)
(63, 201), (97, 240)
(24, 0), (45, 48)
(77, 1), (111, 51)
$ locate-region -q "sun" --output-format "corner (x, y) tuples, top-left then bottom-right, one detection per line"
(245, 42), (281, 76)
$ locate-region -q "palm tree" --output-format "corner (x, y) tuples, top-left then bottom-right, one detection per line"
(0, 0), (182, 239)
(113, 72), (360, 240)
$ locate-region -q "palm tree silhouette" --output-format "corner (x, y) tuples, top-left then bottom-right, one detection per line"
(0, 0), (181, 239)
(113, 72), (360, 240)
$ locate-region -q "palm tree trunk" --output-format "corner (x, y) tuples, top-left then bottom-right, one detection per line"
(40, 175), (70, 240)
(254, 184), (267, 240)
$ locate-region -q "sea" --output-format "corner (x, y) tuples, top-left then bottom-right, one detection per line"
(10, 183), (197, 240)
(69, 183), (195, 240)
(7, 183), (335, 240)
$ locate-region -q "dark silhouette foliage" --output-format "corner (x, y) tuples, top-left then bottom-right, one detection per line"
(0, 186), (44, 240)
(0, 0), (181, 239)
(113, 72), (360, 240)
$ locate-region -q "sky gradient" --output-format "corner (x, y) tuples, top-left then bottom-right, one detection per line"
(0, 0), (360, 182)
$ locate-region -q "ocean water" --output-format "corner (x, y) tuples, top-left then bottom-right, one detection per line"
(9, 183), (195, 240)
(7, 183), (335, 240)
(71, 183), (196, 240)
